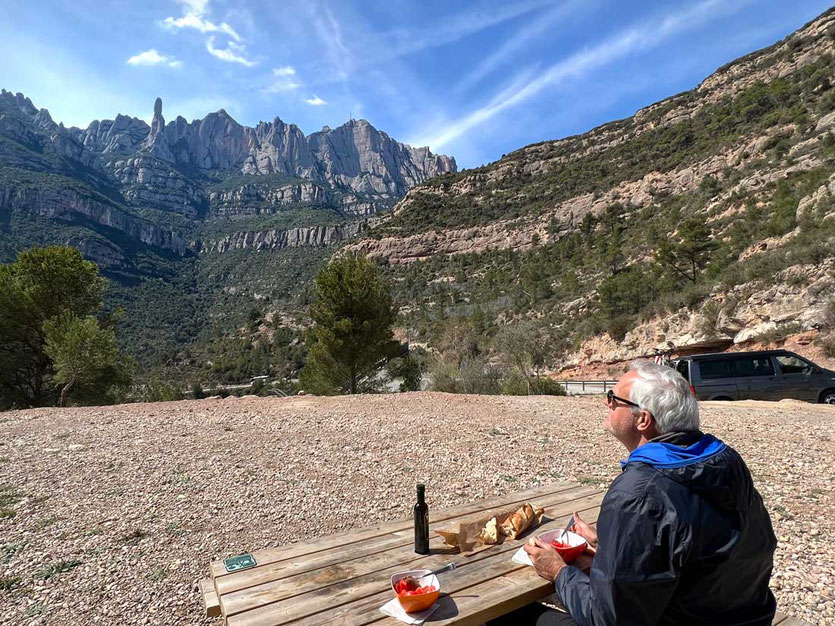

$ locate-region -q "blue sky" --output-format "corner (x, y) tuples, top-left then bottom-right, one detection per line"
(1, 0), (832, 168)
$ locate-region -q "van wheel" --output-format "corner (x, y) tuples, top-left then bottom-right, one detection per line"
(820, 389), (835, 405)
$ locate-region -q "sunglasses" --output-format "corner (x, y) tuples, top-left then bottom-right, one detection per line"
(606, 389), (641, 409)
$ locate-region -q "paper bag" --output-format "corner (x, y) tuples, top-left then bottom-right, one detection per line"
(436, 503), (544, 553)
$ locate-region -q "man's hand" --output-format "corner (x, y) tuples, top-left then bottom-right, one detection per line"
(524, 538), (567, 582)
(570, 511), (598, 551)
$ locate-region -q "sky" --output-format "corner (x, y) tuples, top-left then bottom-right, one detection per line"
(0, 0), (832, 168)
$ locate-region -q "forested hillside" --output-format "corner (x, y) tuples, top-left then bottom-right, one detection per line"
(349, 8), (835, 373)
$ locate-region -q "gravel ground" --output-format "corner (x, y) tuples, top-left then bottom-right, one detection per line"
(0, 393), (832, 625)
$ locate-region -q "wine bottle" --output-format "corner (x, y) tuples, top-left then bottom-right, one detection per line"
(414, 483), (429, 554)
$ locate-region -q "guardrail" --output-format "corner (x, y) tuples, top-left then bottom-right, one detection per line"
(554, 380), (619, 395)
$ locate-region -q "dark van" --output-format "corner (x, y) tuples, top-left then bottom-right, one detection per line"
(675, 350), (835, 403)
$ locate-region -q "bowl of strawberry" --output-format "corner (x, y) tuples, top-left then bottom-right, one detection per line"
(536, 529), (588, 563)
(391, 570), (441, 613)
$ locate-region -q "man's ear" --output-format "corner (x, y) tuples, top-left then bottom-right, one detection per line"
(636, 409), (655, 433)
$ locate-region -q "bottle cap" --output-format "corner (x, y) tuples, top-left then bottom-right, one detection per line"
(416, 483), (425, 495)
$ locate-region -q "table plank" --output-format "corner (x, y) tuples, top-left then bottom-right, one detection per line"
(226, 496), (604, 626)
(411, 557), (561, 626)
(216, 484), (601, 598)
(211, 481), (578, 580)
(772, 613), (788, 625)
(201, 578), (221, 618)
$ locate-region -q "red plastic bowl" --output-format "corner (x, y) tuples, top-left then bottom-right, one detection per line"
(537, 529), (588, 563)
(391, 570), (440, 613)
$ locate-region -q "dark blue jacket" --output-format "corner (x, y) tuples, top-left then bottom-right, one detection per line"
(556, 431), (777, 626)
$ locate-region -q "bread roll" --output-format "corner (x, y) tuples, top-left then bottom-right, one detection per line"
(477, 516), (500, 544)
(502, 504), (534, 539)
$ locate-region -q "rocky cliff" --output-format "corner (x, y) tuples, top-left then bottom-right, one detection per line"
(349, 8), (835, 372)
(201, 222), (365, 254)
(0, 91), (456, 271)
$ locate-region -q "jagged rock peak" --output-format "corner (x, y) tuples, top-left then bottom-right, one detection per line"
(141, 96), (173, 161)
(0, 89), (39, 117)
(150, 97), (165, 133)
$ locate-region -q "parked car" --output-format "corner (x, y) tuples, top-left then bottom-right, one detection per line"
(674, 350), (835, 404)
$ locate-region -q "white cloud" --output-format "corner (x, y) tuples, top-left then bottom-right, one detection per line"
(263, 66), (301, 92)
(126, 49), (182, 68)
(415, 0), (746, 149)
(456, 0), (587, 93)
(206, 37), (257, 66)
(309, 4), (352, 82)
(162, 0), (240, 41)
(384, 0), (557, 58)
(304, 95), (327, 106)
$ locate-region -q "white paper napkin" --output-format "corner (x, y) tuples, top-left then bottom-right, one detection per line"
(512, 546), (533, 566)
(379, 597), (440, 624)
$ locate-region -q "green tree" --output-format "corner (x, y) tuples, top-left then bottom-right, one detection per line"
(599, 203), (626, 276)
(655, 218), (718, 282)
(387, 355), (424, 392)
(300, 254), (398, 394)
(493, 320), (565, 393)
(0, 246), (106, 408)
(44, 313), (132, 406)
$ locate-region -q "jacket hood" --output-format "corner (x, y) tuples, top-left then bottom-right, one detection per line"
(623, 433), (726, 469)
(624, 433), (757, 512)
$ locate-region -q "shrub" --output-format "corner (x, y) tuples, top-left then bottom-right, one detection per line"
(428, 360), (460, 393)
(137, 380), (183, 402)
(428, 357), (502, 395)
(500, 372), (530, 396)
(531, 377), (567, 396)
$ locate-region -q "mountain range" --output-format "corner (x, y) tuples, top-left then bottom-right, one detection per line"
(0, 91), (455, 375)
(0, 91), (455, 269)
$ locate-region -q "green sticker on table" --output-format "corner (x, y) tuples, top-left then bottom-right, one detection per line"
(224, 553), (257, 572)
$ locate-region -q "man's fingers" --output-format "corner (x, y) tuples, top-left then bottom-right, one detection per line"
(573, 511), (591, 529)
(534, 537), (552, 550)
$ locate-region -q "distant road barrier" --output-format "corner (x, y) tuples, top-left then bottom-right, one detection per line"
(555, 380), (619, 395)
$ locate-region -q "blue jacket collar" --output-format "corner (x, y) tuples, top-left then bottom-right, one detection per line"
(622, 433), (726, 469)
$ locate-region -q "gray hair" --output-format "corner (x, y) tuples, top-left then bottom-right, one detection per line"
(628, 360), (699, 433)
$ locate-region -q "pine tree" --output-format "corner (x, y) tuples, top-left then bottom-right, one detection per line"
(0, 246), (107, 408)
(656, 218), (718, 282)
(300, 254), (398, 394)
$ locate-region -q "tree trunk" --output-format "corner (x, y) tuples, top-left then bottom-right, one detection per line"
(60, 380), (74, 407)
(350, 365), (356, 395)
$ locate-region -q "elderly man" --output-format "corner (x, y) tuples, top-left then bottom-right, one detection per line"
(501, 360), (777, 626)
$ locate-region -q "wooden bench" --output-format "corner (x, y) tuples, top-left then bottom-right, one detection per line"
(199, 482), (813, 625)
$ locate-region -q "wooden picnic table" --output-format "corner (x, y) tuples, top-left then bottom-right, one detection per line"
(200, 481), (809, 626)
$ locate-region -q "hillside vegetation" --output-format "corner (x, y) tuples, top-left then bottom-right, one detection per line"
(351, 9), (835, 371)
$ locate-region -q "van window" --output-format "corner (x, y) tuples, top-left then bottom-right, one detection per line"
(775, 355), (813, 375)
(676, 361), (689, 382)
(698, 360), (734, 380)
(733, 356), (774, 377)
